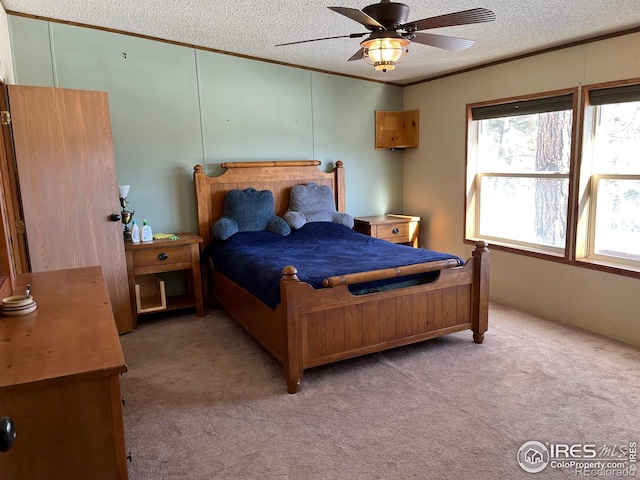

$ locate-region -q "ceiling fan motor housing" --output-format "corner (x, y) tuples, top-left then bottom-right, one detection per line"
(362, 1), (410, 29)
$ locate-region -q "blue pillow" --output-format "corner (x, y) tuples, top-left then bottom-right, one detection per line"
(284, 182), (354, 229)
(212, 188), (291, 240)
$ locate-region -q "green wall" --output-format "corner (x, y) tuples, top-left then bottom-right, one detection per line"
(8, 16), (404, 234)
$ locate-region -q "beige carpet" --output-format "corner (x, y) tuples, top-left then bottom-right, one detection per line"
(120, 303), (640, 479)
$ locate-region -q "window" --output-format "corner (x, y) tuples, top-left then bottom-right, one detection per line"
(466, 81), (640, 276)
(466, 91), (575, 254)
(579, 83), (640, 268)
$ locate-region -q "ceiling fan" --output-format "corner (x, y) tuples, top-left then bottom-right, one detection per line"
(276, 1), (496, 72)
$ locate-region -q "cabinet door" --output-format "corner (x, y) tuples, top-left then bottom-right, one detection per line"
(7, 85), (132, 333)
(0, 376), (128, 480)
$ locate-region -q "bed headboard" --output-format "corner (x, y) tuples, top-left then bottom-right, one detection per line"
(193, 160), (346, 248)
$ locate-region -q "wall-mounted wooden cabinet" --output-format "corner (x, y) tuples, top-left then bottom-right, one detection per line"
(375, 109), (419, 149)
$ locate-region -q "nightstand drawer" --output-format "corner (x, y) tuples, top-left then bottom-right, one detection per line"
(133, 245), (192, 268)
(376, 223), (411, 243)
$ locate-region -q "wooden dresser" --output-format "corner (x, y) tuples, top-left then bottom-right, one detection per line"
(0, 267), (128, 480)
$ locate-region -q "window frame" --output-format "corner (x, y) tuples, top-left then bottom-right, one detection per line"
(474, 172), (569, 255)
(575, 79), (640, 274)
(465, 81), (640, 280)
(465, 87), (579, 258)
(587, 174), (640, 268)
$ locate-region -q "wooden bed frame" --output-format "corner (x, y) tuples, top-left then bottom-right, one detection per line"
(194, 160), (489, 393)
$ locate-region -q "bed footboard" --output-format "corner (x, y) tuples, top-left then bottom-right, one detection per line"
(280, 241), (489, 393)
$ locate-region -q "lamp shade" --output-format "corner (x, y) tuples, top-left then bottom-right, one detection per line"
(118, 185), (130, 199)
(361, 35), (410, 72)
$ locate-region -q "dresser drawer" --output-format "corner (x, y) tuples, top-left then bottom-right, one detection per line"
(133, 245), (192, 268)
(376, 222), (411, 243)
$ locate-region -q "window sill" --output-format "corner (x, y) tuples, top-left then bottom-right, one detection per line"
(465, 238), (640, 280)
(464, 237), (565, 261)
(574, 257), (640, 278)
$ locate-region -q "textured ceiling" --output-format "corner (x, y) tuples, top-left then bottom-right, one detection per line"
(2, 0), (640, 85)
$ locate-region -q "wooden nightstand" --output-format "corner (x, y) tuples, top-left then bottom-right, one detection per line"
(125, 233), (204, 327)
(354, 214), (421, 248)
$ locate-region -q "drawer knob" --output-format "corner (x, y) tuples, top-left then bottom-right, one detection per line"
(0, 416), (16, 452)
(157, 253), (168, 261)
(392, 228), (399, 234)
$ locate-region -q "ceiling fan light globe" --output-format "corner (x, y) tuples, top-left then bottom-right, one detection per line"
(361, 36), (409, 71)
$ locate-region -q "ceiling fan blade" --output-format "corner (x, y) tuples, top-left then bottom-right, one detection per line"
(348, 48), (365, 62)
(400, 7), (495, 32)
(410, 32), (475, 51)
(276, 33), (368, 47)
(328, 6), (386, 31)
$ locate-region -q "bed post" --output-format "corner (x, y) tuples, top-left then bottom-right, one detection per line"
(334, 161), (346, 213)
(280, 266), (304, 393)
(193, 165), (211, 247)
(193, 164), (212, 302)
(471, 241), (490, 344)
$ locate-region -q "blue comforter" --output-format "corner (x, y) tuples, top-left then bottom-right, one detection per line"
(207, 222), (463, 309)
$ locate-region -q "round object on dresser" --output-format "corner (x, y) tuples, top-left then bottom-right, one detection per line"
(1, 295), (37, 316)
(2, 295), (34, 308)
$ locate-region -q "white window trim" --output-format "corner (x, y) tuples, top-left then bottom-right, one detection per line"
(586, 174), (640, 268)
(473, 172), (568, 254)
